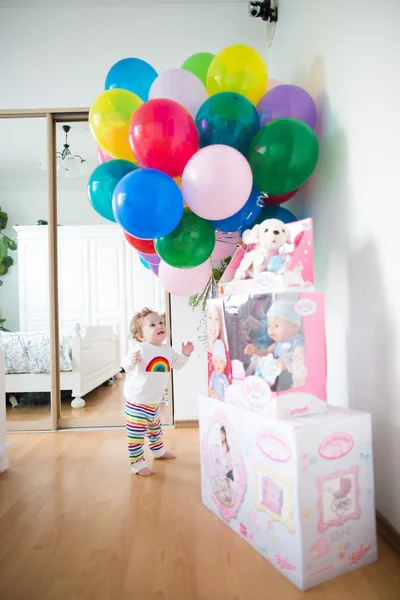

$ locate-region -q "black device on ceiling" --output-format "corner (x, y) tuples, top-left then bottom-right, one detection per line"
(248, 1), (278, 22)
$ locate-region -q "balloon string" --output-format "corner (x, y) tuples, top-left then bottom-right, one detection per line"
(216, 239), (237, 246)
(256, 193), (268, 207)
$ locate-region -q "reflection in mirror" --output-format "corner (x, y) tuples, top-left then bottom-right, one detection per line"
(55, 121), (169, 425)
(0, 118), (51, 430)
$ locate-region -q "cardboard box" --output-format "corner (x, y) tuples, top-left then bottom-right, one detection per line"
(219, 218), (314, 296)
(207, 292), (327, 419)
(198, 395), (378, 590)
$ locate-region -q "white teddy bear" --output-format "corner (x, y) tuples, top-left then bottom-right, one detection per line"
(235, 218), (292, 280)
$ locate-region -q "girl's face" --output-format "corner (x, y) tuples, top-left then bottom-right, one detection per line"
(140, 312), (166, 345)
(220, 430), (226, 444)
(207, 306), (221, 345)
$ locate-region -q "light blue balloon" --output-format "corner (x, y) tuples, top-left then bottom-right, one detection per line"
(112, 169), (184, 240)
(140, 257), (150, 270)
(105, 58), (158, 101)
(88, 160), (138, 222)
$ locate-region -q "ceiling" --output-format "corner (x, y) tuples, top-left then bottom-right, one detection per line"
(0, 0), (247, 7)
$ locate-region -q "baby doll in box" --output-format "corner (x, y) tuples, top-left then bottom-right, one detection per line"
(245, 298), (307, 392)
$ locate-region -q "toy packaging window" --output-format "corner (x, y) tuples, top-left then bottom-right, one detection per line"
(207, 292), (327, 419)
(219, 218), (314, 296)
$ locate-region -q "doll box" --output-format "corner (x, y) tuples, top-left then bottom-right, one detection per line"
(207, 292), (327, 420)
(198, 395), (377, 591)
(219, 218), (314, 296)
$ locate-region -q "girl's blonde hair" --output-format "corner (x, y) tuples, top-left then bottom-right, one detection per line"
(130, 307), (157, 341)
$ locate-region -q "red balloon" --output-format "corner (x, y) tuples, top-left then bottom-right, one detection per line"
(123, 231), (156, 254)
(264, 188), (299, 206)
(129, 98), (199, 178)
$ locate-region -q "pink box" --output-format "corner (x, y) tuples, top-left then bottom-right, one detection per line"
(207, 291), (327, 420)
(219, 218), (314, 296)
(198, 396), (378, 591)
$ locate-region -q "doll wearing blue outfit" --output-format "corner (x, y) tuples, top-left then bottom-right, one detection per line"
(245, 314), (272, 349)
(244, 299), (305, 391)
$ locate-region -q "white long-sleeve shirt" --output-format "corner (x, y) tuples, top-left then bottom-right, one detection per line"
(122, 341), (188, 405)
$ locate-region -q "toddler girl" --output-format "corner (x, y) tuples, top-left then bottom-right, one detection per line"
(122, 308), (194, 476)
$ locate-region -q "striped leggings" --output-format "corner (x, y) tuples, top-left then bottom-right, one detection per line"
(125, 402), (164, 466)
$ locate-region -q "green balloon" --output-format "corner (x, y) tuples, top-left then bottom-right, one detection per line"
(155, 208), (215, 268)
(181, 52), (215, 86)
(248, 118), (319, 196)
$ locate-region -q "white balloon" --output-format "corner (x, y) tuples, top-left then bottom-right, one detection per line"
(149, 68), (208, 118)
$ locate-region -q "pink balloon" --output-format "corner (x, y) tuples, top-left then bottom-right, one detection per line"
(267, 78), (285, 91)
(149, 68), (208, 119)
(211, 232), (238, 261)
(159, 260), (211, 297)
(97, 147), (113, 164)
(182, 145), (253, 220)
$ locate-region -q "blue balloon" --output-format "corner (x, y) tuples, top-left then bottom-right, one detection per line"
(252, 205), (297, 226)
(140, 257), (150, 270)
(196, 92), (260, 156)
(105, 58), (158, 101)
(88, 160), (138, 222)
(211, 186), (262, 233)
(112, 169), (184, 240)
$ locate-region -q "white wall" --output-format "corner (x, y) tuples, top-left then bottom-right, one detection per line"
(0, 1), (267, 110)
(171, 297), (208, 421)
(269, 0), (400, 532)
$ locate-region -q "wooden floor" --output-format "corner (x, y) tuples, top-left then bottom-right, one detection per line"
(1, 429), (400, 600)
(5, 378), (168, 425)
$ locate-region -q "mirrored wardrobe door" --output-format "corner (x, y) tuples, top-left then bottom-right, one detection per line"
(0, 117), (52, 431)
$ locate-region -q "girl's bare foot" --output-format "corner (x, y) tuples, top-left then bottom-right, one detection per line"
(156, 451), (176, 460)
(135, 466), (153, 476)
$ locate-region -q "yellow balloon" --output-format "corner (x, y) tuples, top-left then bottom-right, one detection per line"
(89, 89), (143, 161)
(206, 44), (268, 105)
(173, 176), (182, 189)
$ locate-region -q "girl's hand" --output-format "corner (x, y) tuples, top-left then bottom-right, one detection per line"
(182, 341), (194, 357)
(244, 344), (256, 356)
(131, 350), (142, 364)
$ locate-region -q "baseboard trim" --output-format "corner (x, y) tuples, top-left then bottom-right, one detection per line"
(175, 419), (199, 429)
(376, 511), (400, 556)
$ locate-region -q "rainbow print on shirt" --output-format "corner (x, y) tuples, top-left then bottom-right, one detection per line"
(145, 356), (171, 373)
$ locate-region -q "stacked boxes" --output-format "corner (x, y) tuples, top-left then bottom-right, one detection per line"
(199, 218), (377, 590)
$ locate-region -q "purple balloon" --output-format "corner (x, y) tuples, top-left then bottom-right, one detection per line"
(138, 251), (160, 265)
(257, 84), (317, 129)
(149, 262), (159, 276)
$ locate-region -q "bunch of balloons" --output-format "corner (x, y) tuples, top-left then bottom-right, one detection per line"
(88, 45), (319, 297)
